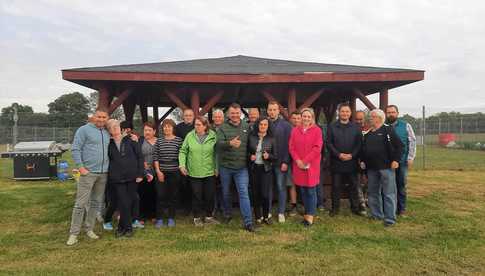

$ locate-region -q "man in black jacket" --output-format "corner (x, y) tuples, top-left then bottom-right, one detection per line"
(327, 103), (366, 217)
(361, 109), (403, 227)
(175, 108), (195, 214)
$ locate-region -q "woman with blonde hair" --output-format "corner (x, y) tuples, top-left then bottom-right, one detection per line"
(289, 108), (323, 227)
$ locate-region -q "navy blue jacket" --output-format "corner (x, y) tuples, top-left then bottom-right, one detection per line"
(108, 136), (144, 183)
(269, 117), (292, 167)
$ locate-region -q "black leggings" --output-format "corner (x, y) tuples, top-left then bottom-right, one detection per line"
(251, 164), (273, 219)
(113, 181), (137, 232)
(190, 176), (215, 218)
(154, 171), (180, 219)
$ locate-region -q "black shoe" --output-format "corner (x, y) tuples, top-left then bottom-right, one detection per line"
(263, 217), (273, 225)
(329, 210), (339, 217)
(125, 230), (134, 237)
(244, 224), (256, 232)
(384, 221), (395, 227)
(115, 230), (125, 238)
(301, 220), (313, 227)
(222, 216), (232, 224)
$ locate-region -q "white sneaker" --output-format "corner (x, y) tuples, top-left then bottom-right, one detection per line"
(66, 235), (78, 246)
(278, 213), (286, 223)
(86, 230), (99, 240)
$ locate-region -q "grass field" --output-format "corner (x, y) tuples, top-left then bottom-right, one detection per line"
(1, 146), (485, 275)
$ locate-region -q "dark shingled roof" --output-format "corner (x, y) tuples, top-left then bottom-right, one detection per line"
(64, 55), (422, 75)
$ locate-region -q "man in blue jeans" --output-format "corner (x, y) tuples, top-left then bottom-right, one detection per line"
(385, 105), (416, 217)
(216, 103), (254, 232)
(361, 109), (403, 227)
(267, 101), (292, 223)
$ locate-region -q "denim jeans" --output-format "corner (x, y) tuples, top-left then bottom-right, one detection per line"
(395, 165), (408, 214)
(367, 169), (397, 225)
(219, 166), (253, 226)
(300, 186), (317, 216)
(273, 168), (288, 214)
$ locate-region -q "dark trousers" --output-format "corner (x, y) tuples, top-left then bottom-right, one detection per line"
(331, 172), (363, 212)
(395, 165), (408, 214)
(190, 176), (216, 218)
(179, 175), (192, 212)
(154, 171), (180, 219)
(113, 181), (137, 232)
(137, 178), (156, 220)
(104, 182), (117, 223)
(251, 164), (273, 219)
(214, 176), (223, 213)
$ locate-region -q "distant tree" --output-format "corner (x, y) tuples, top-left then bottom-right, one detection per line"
(0, 103), (34, 126)
(48, 92), (90, 127)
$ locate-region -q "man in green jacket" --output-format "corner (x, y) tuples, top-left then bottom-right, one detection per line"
(216, 103), (255, 232)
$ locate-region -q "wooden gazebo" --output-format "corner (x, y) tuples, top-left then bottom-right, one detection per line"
(62, 55), (424, 127)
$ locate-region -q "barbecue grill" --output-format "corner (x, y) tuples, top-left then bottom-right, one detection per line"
(1, 141), (65, 180)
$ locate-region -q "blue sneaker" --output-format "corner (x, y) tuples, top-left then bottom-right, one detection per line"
(103, 222), (113, 231)
(132, 220), (145, 229)
(167, 218), (176, 227)
(155, 219), (165, 229)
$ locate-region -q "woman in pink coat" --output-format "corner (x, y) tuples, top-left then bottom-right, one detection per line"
(289, 108), (323, 227)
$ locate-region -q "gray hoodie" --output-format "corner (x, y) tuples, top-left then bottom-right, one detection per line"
(71, 123), (110, 173)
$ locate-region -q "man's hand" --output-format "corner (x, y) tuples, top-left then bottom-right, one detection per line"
(407, 159), (413, 168)
(156, 171), (165, 182)
(338, 153), (347, 161)
(135, 177), (143, 183)
(79, 167), (90, 176)
(391, 161), (399, 169)
(180, 167), (188, 176)
(229, 136), (241, 148)
(360, 162), (366, 170)
(146, 173), (154, 182)
(281, 163), (288, 172)
(250, 154), (256, 161)
(339, 153), (352, 161)
(214, 170), (219, 177)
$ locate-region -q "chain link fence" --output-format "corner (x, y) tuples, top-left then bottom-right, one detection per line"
(1, 109), (484, 172)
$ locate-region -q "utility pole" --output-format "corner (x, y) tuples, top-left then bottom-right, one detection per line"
(422, 105), (426, 170)
(12, 103), (18, 146)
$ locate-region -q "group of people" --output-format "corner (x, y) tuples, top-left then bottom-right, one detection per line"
(66, 100), (416, 246)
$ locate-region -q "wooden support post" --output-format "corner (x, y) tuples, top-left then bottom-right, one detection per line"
(165, 89), (189, 111)
(109, 88), (132, 114)
(350, 96), (357, 122)
(140, 104), (148, 123)
(97, 85), (111, 110)
(153, 106), (159, 124)
(353, 88), (377, 110)
(288, 88), (297, 114)
(122, 98), (136, 124)
(200, 89), (224, 115)
(299, 88), (324, 110)
(262, 90), (288, 118)
(191, 89), (200, 116)
(379, 89), (389, 110)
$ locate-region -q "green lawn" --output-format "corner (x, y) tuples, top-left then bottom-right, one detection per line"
(0, 147), (485, 275)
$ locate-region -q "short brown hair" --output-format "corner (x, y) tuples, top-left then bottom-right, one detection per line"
(95, 106), (109, 114)
(338, 103), (351, 112)
(267, 101), (279, 107)
(229, 103), (241, 110)
(160, 119), (176, 135)
(194, 116), (210, 133)
(143, 121), (156, 130)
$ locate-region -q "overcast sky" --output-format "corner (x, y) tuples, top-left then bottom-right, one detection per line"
(1, 0), (484, 117)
